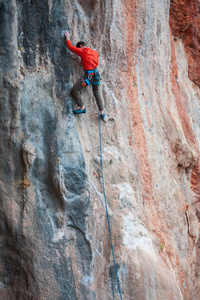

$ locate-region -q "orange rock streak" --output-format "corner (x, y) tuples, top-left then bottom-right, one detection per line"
(170, 1), (200, 202)
(170, 0), (200, 87)
(124, 1), (153, 205)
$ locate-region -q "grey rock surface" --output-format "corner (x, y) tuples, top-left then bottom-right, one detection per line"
(0, 0), (200, 299)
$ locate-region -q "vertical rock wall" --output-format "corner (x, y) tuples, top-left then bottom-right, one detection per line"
(0, 0), (200, 299)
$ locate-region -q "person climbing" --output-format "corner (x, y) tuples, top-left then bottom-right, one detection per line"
(64, 31), (107, 122)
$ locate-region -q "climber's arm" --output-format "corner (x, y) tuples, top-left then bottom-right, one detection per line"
(65, 31), (83, 56)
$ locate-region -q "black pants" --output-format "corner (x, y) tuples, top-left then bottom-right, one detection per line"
(71, 77), (104, 111)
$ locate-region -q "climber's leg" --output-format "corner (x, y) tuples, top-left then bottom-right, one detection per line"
(71, 78), (86, 112)
(92, 83), (107, 122)
(92, 83), (104, 112)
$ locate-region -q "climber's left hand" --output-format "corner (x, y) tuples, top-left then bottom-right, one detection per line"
(65, 31), (70, 40)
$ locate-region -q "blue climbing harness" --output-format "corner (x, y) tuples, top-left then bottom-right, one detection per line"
(82, 68), (101, 87)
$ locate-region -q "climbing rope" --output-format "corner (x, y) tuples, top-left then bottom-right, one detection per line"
(98, 112), (123, 300)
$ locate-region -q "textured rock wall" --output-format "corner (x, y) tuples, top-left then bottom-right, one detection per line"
(0, 0), (200, 299)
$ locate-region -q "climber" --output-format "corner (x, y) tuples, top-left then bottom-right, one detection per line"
(64, 31), (107, 122)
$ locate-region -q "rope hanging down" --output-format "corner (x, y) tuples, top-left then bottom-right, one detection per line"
(98, 112), (123, 300)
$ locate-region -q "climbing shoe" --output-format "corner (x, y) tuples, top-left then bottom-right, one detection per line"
(73, 107), (86, 114)
(100, 113), (108, 123)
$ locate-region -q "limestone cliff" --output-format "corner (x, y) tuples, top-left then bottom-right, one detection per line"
(1, 0), (200, 299)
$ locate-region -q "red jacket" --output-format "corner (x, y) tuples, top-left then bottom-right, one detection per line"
(66, 40), (99, 71)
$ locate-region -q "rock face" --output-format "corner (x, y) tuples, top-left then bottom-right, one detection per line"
(1, 0), (200, 299)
